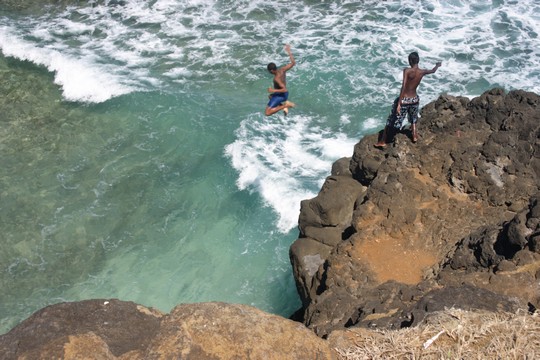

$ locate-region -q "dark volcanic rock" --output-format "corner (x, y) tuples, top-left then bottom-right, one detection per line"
(406, 285), (525, 327)
(291, 173), (366, 308)
(291, 89), (540, 337)
(450, 193), (540, 271)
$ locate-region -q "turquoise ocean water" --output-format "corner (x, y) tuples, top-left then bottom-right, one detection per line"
(1, 0), (539, 333)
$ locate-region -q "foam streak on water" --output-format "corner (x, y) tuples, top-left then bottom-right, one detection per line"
(0, 0), (539, 333)
(225, 112), (357, 232)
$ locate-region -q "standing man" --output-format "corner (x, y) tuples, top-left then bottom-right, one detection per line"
(375, 52), (441, 148)
(265, 44), (296, 116)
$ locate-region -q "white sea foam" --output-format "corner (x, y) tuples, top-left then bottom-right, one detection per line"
(0, 0), (538, 104)
(362, 117), (383, 131)
(225, 113), (357, 233)
(0, 27), (136, 103)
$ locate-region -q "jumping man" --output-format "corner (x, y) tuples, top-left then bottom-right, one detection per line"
(265, 44), (296, 116)
(375, 52), (441, 147)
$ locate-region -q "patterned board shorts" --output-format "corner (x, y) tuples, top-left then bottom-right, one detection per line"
(386, 96), (420, 129)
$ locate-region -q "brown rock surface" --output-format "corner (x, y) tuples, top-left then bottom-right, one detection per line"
(0, 301), (336, 359)
(145, 302), (335, 359)
(0, 299), (163, 359)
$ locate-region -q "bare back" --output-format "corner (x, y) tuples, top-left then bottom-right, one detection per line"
(401, 66), (425, 98)
(400, 62), (441, 99)
(273, 69), (287, 90)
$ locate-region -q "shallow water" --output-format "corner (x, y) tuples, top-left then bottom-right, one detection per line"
(1, 0), (539, 333)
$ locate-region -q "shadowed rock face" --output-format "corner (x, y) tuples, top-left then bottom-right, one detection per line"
(291, 89), (540, 337)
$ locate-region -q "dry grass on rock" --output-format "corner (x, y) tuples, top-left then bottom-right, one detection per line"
(333, 309), (539, 359)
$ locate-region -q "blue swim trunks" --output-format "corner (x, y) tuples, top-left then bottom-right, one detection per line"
(386, 96), (420, 129)
(267, 91), (289, 108)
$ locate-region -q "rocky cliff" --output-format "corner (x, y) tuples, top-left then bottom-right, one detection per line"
(291, 88), (540, 337)
(1, 88), (539, 359)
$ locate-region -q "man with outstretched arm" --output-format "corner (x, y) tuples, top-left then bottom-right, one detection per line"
(265, 44), (296, 116)
(375, 52), (441, 147)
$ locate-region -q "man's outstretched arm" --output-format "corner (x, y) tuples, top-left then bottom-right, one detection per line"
(423, 61), (442, 75)
(281, 44), (295, 71)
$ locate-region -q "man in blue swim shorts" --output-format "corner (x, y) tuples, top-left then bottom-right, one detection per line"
(375, 52), (441, 147)
(265, 44), (296, 116)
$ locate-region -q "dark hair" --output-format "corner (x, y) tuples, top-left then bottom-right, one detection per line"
(408, 52), (419, 65)
(267, 62), (277, 72)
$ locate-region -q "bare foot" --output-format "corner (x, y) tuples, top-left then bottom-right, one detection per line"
(374, 142), (387, 149)
(283, 107), (289, 115)
(284, 101), (296, 108)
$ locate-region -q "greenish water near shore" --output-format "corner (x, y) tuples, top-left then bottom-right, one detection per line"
(0, 54), (300, 331)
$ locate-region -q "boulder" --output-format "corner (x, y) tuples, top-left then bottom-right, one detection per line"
(0, 301), (337, 360)
(145, 302), (336, 359)
(0, 299), (163, 359)
(291, 173), (366, 310)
